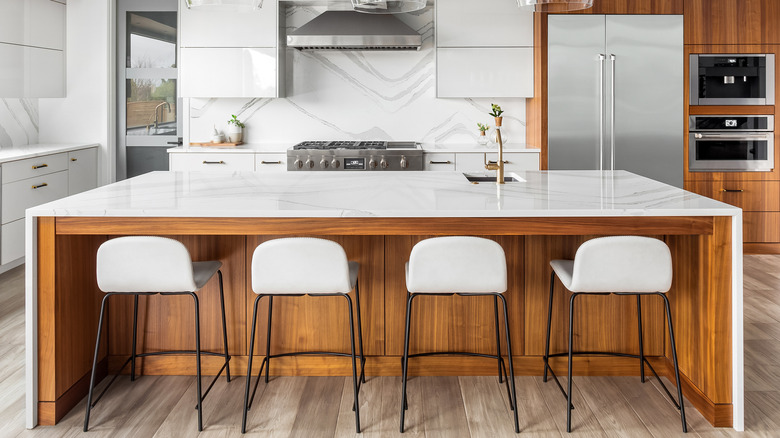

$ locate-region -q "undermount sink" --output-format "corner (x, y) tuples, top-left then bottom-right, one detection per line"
(463, 173), (525, 183)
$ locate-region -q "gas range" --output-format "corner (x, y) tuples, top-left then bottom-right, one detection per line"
(287, 141), (424, 171)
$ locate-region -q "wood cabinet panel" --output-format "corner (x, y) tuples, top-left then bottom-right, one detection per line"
(686, 181), (780, 211)
(684, 0), (780, 45)
(590, 0), (683, 14)
(744, 212), (780, 243)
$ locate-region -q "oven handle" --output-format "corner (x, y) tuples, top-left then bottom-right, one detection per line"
(693, 133), (773, 140)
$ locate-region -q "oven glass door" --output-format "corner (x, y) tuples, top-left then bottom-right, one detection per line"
(690, 134), (774, 171)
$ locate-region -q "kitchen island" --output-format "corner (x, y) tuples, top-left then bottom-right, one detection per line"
(24, 170), (743, 430)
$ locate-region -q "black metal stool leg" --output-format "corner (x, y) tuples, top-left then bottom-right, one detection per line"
(190, 292), (203, 432)
(567, 292), (579, 433)
(498, 294), (520, 433)
(543, 272), (555, 382)
(494, 295), (504, 384)
(265, 296), (273, 384)
(345, 295), (362, 433)
(242, 295), (262, 434)
(84, 293), (112, 432)
(131, 294), (139, 382)
(355, 281), (366, 384)
(217, 270), (231, 382)
(660, 293), (688, 433)
(637, 294), (646, 383)
(400, 292), (414, 433)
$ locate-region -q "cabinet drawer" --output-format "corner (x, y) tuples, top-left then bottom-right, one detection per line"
(744, 212), (780, 243)
(2, 152), (68, 184)
(686, 181), (780, 211)
(1, 218), (24, 264)
(424, 153), (456, 171)
(68, 148), (99, 195)
(170, 153), (255, 172)
(2, 170), (68, 224)
(455, 153), (487, 173)
(487, 152), (540, 172)
(255, 154), (287, 173)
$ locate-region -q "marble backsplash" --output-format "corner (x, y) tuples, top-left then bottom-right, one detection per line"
(188, 4), (528, 146)
(0, 98), (39, 149)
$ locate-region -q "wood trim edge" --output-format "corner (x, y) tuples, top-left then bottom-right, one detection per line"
(37, 358), (107, 426)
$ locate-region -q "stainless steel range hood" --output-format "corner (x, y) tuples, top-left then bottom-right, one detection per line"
(286, 11), (422, 51)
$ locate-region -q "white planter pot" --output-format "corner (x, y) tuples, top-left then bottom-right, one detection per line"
(228, 126), (243, 143)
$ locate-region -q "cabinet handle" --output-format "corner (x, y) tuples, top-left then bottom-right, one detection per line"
(202, 161), (226, 165)
(487, 160), (510, 165)
(32, 183), (48, 189)
(71, 158), (78, 162)
(721, 189), (744, 193)
(32, 164), (48, 169)
(429, 161), (452, 165)
(260, 161), (283, 165)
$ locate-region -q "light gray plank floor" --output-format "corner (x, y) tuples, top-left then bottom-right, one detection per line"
(2, 255), (779, 437)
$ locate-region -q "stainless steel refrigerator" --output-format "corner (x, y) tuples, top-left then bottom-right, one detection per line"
(547, 15), (684, 188)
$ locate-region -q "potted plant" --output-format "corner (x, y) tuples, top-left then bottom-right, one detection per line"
(488, 104), (508, 144)
(227, 114), (245, 143)
(477, 122), (490, 145)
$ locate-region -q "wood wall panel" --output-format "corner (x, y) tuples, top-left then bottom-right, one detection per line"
(684, 0), (780, 45)
(523, 236), (666, 357)
(107, 235), (247, 373)
(384, 236), (524, 358)
(246, 235), (385, 361)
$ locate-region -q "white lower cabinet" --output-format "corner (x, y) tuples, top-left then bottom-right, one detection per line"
(170, 153), (256, 172)
(487, 152), (540, 173)
(255, 154), (287, 173)
(2, 171), (68, 224)
(1, 219), (24, 265)
(424, 153), (456, 171)
(428, 151), (541, 173)
(455, 153), (488, 173)
(68, 148), (98, 195)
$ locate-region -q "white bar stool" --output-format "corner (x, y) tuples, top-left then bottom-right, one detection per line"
(84, 236), (231, 432)
(400, 236), (519, 433)
(543, 236), (687, 433)
(242, 238), (365, 434)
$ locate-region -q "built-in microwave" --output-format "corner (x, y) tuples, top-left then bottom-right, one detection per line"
(690, 54), (775, 105)
(689, 115), (774, 172)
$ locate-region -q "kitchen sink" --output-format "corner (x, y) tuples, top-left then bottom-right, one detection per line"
(463, 173), (525, 183)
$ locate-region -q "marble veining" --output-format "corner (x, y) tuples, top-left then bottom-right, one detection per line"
(187, 3), (527, 147)
(0, 98), (39, 149)
(28, 170), (739, 218)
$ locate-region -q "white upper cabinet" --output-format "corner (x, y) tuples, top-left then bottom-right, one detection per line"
(435, 0), (534, 98)
(436, 0), (533, 48)
(180, 2), (277, 48)
(27, 0), (66, 50)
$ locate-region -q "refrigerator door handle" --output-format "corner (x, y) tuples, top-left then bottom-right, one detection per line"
(599, 54), (606, 172)
(610, 54), (616, 172)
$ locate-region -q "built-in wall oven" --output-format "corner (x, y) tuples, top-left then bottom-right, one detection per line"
(689, 115), (774, 172)
(690, 54), (775, 105)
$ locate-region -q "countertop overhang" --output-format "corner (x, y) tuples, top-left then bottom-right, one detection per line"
(27, 170), (739, 219)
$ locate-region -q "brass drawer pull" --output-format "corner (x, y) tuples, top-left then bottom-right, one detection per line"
(721, 189), (744, 193)
(71, 158), (78, 162)
(32, 183), (48, 189)
(32, 164), (48, 170)
(429, 161), (452, 165)
(202, 161), (226, 165)
(487, 160), (510, 164)
(260, 161), (283, 165)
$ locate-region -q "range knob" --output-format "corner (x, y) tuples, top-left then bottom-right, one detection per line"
(305, 157), (314, 169)
(331, 158), (340, 168)
(380, 157), (389, 169)
(293, 157), (304, 169)
(400, 155), (409, 169)
(368, 157), (378, 169)
(320, 157), (329, 169)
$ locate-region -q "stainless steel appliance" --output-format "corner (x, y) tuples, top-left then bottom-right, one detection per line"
(547, 15), (684, 188)
(286, 11), (422, 51)
(689, 115), (774, 172)
(287, 141), (423, 171)
(690, 54), (775, 105)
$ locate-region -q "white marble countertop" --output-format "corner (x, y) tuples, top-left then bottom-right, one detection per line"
(168, 143), (541, 154)
(421, 143), (540, 153)
(27, 170), (738, 218)
(0, 143), (99, 164)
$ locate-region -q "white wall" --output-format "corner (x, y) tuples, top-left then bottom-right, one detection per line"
(38, 0), (114, 185)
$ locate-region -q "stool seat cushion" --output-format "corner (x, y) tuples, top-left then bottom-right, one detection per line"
(406, 236), (507, 294)
(550, 236), (673, 293)
(97, 236), (220, 293)
(252, 238), (358, 295)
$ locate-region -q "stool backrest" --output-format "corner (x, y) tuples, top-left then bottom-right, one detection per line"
(97, 236), (197, 293)
(251, 238), (352, 294)
(570, 236), (673, 293)
(406, 236), (507, 293)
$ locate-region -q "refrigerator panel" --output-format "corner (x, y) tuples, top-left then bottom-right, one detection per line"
(606, 15), (684, 188)
(548, 15), (606, 171)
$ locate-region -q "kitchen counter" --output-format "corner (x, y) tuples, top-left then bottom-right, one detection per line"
(25, 170), (743, 431)
(0, 143), (99, 163)
(168, 143), (292, 154)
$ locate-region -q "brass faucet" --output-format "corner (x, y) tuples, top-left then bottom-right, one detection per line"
(484, 122), (506, 185)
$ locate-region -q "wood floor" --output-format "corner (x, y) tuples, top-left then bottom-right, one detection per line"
(1, 256), (779, 437)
